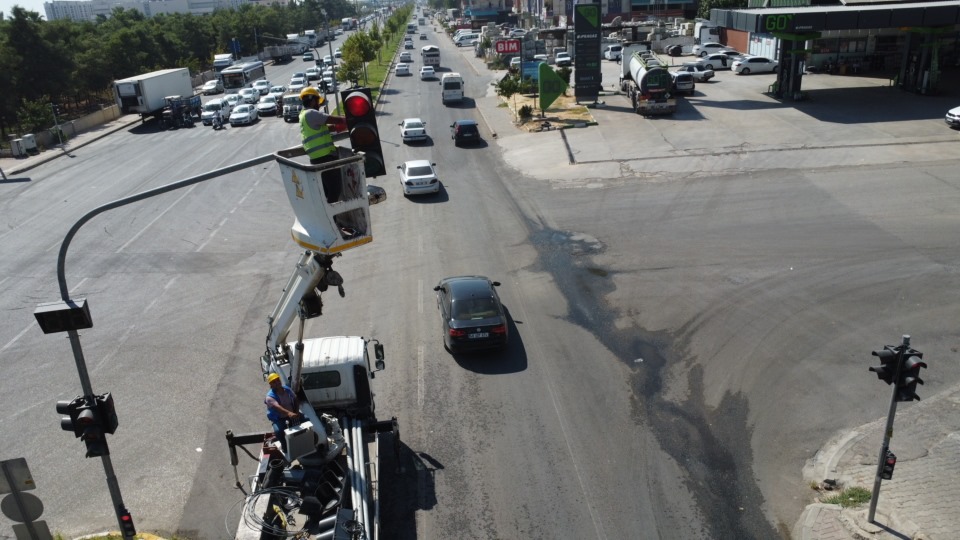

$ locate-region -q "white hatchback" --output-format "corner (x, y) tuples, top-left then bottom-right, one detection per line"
(397, 160), (440, 196)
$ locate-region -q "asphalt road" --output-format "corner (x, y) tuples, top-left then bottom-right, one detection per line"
(3, 23), (960, 540)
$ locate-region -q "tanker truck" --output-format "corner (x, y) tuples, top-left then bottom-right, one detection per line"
(619, 47), (676, 116)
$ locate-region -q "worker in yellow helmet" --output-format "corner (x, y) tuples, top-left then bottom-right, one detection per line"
(300, 86), (348, 203)
(265, 372), (301, 453)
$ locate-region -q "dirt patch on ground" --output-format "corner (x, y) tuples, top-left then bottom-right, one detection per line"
(498, 92), (596, 132)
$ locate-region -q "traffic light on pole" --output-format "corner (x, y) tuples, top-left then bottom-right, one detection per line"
(896, 348), (926, 402)
(118, 505), (137, 536)
(880, 450), (896, 480)
(869, 345), (898, 385)
(340, 87), (385, 177)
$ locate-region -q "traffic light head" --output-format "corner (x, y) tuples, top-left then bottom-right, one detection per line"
(880, 450), (896, 480)
(96, 392), (119, 434)
(340, 87), (385, 177)
(869, 346), (898, 385)
(896, 349), (926, 402)
(118, 505), (137, 536)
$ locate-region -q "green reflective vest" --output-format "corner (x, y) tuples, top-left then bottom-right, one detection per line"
(300, 109), (335, 161)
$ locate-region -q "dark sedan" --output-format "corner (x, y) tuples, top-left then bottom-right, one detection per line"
(433, 276), (509, 352)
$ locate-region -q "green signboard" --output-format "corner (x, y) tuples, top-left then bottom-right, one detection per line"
(538, 64), (568, 112)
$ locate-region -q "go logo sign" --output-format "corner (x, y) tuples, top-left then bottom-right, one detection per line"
(763, 14), (794, 32)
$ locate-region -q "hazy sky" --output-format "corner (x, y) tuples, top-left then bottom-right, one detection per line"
(2, 0), (50, 19)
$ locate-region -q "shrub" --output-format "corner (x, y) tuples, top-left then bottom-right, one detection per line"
(518, 105), (533, 119)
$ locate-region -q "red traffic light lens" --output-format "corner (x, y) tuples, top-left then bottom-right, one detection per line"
(344, 94), (371, 117)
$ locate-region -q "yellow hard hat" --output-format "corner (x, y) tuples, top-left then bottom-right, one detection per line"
(300, 86), (321, 100)
(267, 373), (280, 384)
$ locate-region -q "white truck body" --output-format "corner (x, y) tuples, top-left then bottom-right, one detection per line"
(113, 68), (193, 121)
(694, 19), (720, 45)
(213, 53), (234, 71)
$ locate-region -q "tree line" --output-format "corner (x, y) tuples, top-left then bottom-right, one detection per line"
(0, 0), (360, 139)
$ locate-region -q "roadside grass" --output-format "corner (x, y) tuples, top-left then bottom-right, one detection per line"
(330, 31), (403, 115)
(820, 486), (872, 507)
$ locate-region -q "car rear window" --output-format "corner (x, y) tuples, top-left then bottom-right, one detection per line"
(453, 298), (498, 320)
(407, 166), (434, 176)
(459, 124), (478, 134)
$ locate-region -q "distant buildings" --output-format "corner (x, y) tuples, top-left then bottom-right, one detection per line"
(43, 0), (253, 22)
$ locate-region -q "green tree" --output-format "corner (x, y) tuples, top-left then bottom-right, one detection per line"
(495, 74), (522, 120)
(697, 0), (747, 20)
(17, 96), (54, 136)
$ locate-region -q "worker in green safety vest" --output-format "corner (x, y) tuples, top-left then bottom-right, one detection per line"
(299, 86), (348, 203)
(299, 86), (346, 165)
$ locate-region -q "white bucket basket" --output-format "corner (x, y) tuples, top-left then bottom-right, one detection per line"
(275, 146), (373, 254)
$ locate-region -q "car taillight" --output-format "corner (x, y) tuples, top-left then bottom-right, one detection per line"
(492, 324), (507, 335)
(449, 328), (466, 337)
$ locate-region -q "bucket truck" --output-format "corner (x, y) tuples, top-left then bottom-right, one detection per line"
(225, 146), (396, 539)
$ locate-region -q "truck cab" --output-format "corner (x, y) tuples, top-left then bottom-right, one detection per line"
(279, 336), (384, 419)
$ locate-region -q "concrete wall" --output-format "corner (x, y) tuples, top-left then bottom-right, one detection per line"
(33, 104), (122, 150)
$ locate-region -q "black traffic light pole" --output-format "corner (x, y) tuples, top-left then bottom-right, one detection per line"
(39, 153), (274, 536)
(867, 334), (909, 523)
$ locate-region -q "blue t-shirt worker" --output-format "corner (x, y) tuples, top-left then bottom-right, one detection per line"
(264, 372), (301, 452)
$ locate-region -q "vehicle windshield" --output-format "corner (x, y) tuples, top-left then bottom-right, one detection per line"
(404, 121), (423, 129)
(452, 297), (498, 320)
(407, 166), (433, 176)
(203, 102), (222, 112)
(261, 96), (276, 103)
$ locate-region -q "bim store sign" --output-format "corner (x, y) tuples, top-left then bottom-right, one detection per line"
(574, 3), (601, 101)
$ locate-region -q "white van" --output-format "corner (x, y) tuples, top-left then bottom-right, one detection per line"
(603, 44), (623, 61)
(440, 72), (464, 104)
(454, 33), (479, 47)
(200, 98), (231, 125)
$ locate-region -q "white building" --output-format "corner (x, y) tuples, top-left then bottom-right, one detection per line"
(44, 0), (248, 21)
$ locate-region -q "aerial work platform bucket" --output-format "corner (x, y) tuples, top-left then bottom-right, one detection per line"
(275, 146), (374, 254)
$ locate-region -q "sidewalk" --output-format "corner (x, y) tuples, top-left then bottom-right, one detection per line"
(794, 383), (960, 540)
(0, 115), (141, 177)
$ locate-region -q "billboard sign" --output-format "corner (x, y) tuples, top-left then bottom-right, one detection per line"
(573, 3), (601, 101)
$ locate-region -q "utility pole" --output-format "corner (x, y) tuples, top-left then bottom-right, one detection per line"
(321, 9), (341, 113)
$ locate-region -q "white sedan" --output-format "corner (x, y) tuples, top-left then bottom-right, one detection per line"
(397, 160), (439, 196)
(201, 80), (223, 95)
(289, 77), (307, 92)
(733, 56), (779, 74)
(419, 66), (435, 80)
(395, 63), (411, 76)
(399, 52), (413, 63)
(252, 79), (271, 95)
(256, 95), (279, 116)
(399, 118), (427, 143)
(229, 104), (258, 126)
